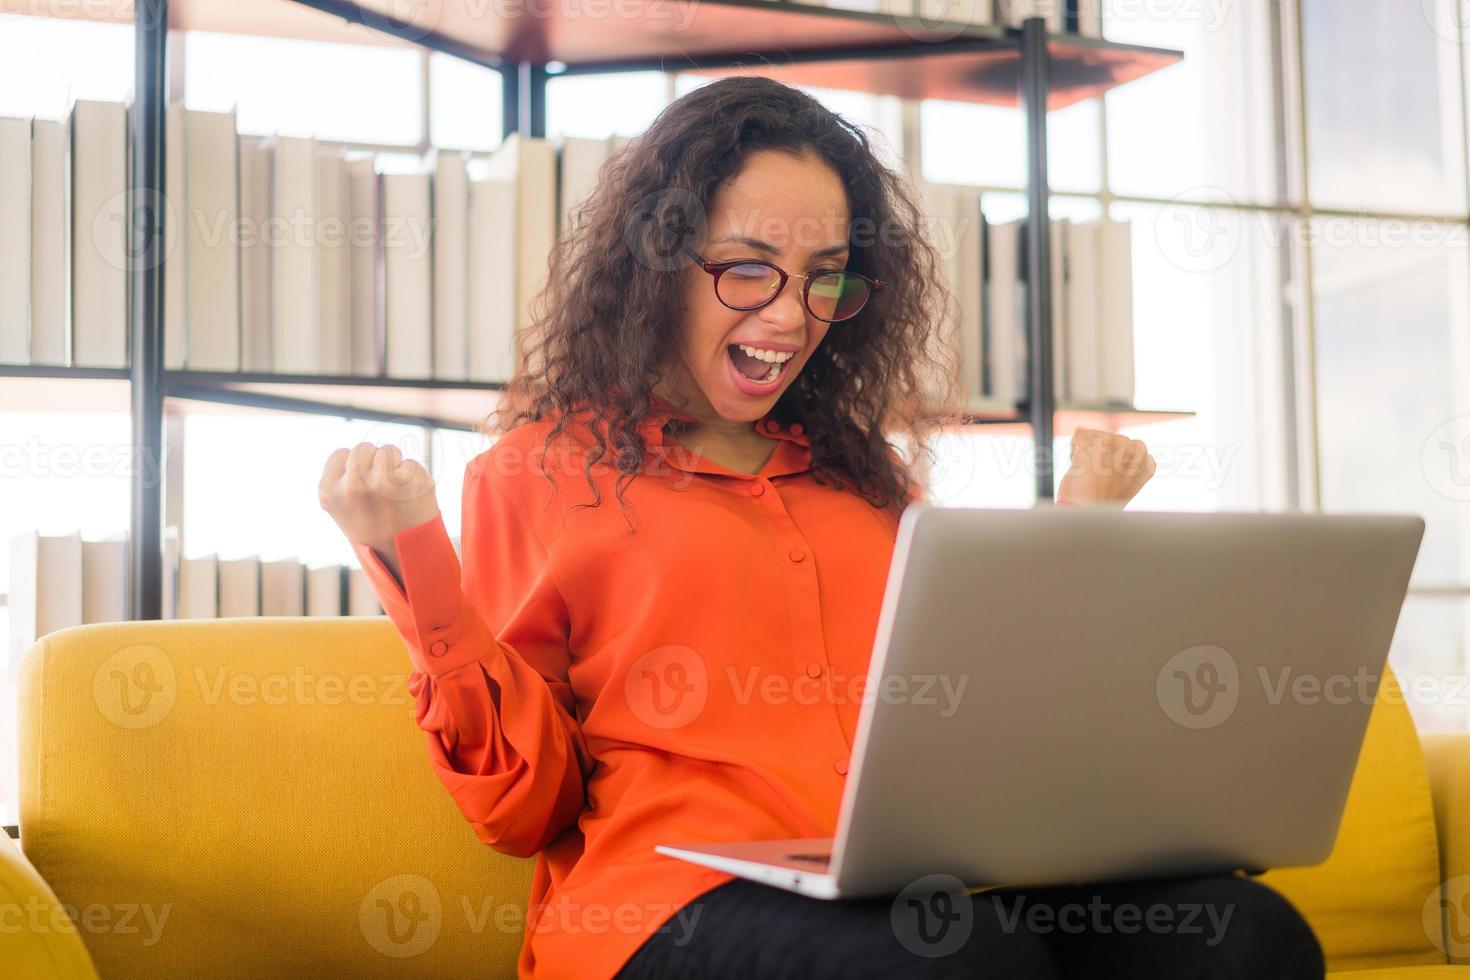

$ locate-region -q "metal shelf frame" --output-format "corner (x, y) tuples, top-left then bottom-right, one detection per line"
(86, 0), (1184, 618)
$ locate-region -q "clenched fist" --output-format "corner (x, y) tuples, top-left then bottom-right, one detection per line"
(1057, 428), (1156, 508)
(319, 443), (440, 571)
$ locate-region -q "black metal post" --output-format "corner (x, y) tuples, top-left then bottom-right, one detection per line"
(129, 0), (168, 620)
(1020, 17), (1056, 501)
(518, 62), (549, 139)
(500, 62), (520, 140)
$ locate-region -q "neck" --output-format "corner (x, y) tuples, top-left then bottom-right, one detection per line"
(651, 374), (761, 444)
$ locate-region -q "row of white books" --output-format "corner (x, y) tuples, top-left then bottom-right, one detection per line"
(799, 0), (1103, 34)
(3, 529), (458, 664)
(921, 183), (1134, 407)
(0, 98), (627, 380)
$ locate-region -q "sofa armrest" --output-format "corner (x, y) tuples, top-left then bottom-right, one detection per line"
(1421, 734), (1470, 964)
(0, 833), (100, 979)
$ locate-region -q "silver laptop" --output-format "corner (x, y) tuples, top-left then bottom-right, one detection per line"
(656, 505), (1425, 899)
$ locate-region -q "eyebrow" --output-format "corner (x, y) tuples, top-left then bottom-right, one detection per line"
(707, 235), (850, 259)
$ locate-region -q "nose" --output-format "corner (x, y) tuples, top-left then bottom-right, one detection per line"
(757, 273), (808, 332)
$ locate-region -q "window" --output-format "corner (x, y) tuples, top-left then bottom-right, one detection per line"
(921, 98), (1101, 194)
(0, 15), (132, 118)
(1301, 0), (1467, 215)
(179, 413), (490, 566)
(429, 52), (503, 152)
(185, 32), (423, 145)
(549, 71), (671, 140)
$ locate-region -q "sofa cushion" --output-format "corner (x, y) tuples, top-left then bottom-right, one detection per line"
(19, 619), (536, 979)
(1264, 670), (1445, 972)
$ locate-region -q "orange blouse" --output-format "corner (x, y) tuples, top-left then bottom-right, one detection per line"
(353, 393), (920, 980)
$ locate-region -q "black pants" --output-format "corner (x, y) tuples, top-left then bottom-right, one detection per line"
(615, 873), (1324, 979)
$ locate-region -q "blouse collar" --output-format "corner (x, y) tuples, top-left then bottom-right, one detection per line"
(642, 391), (812, 479)
(646, 392), (810, 446)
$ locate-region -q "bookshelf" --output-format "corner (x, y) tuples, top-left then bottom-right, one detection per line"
(6, 0), (1185, 619)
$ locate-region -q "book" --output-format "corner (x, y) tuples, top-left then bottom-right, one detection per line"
(238, 136), (274, 372)
(270, 135), (321, 374)
(347, 155), (384, 376)
(260, 559), (305, 616)
(0, 116), (32, 364)
(218, 556), (260, 617)
(954, 186), (984, 401)
(347, 566), (383, 616)
(163, 103), (185, 370)
(468, 177), (518, 382)
(81, 536), (128, 624)
(432, 150), (470, 381)
(1074, 0), (1102, 36)
(1064, 219), (1102, 404)
(483, 133), (556, 335)
(998, 0), (1063, 30)
(381, 171), (433, 379)
(176, 554), (219, 619)
(984, 219), (1024, 405)
(557, 136), (609, 236)
(1051, 218), (1069, 401)
(183, 108), (243, 371)
(70, 99), (128, 368)
(919, 183), (985, 405)
(8, 531), (83, 666)
(317, 147), (351, 375)
(162, 526), (179, 620)
(917, 0), (993, 25)
(1098, 219), (1135, 405)
(29, 118), (69, 366)
(306, 565), (345, 617)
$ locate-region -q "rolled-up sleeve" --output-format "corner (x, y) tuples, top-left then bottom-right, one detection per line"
(352, 454), (588, 858)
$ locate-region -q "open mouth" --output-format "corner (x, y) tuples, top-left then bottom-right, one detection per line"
(726, 343), (795, 389)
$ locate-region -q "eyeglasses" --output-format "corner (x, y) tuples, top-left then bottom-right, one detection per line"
(682, 245), (884, 323)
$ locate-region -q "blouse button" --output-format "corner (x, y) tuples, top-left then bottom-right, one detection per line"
(834, 759), (849, 776)
(789, 548), (806, 563)
(750, 481), (766, 497)
(789, 423), (804, 436)
(806, 662), (823, 679)
(429, 640), (448, 657)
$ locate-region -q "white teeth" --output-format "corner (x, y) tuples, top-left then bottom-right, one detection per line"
(738, 343), (794, 364)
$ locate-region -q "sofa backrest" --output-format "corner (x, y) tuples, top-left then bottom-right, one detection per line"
(19, 618), (534, 979)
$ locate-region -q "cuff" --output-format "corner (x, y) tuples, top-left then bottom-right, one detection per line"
(352, 512), (487, 676)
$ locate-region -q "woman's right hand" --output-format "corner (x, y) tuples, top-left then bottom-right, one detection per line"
(319, 443), (441, 574)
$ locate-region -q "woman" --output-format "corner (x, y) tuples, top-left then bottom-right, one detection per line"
(319, 77), (1323, 979)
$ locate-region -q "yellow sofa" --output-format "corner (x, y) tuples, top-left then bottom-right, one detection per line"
(5, 618), (1470, 978)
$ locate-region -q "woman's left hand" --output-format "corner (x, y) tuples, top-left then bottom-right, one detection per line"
(1056, 428), (1157, 508)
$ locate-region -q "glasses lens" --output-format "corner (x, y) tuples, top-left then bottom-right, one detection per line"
(716, 263), (783, 310)
(806, 271), (870, 322)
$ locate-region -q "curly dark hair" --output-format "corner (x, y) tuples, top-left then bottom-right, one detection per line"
(487, 75), (965, 523)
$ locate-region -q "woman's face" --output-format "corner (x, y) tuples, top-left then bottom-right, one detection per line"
(672, 149), (852, 424)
